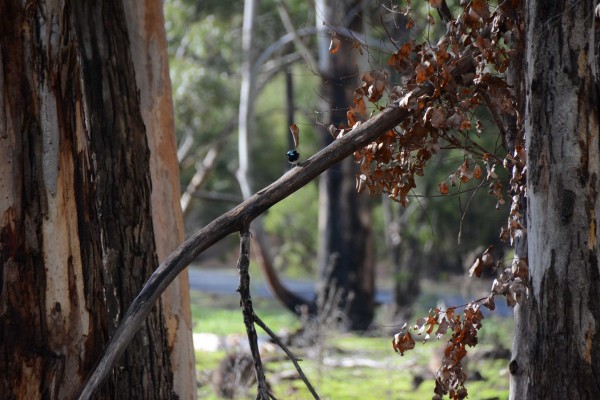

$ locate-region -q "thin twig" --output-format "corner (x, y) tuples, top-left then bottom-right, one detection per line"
(457, 172), (487, 245)
(236, 228), (272, 400)
(253, 314), (321, 400)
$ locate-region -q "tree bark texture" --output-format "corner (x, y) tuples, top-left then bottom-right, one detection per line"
(123, 2), (196, 398)
(514, 1), (600, 398)
(0, 1), (177, 399)
(316, 0), (375, 330)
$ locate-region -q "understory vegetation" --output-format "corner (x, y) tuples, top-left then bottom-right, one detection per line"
(190, 279), (513, 399)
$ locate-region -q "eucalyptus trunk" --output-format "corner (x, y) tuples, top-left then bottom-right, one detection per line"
(0, 1), (192, 398)
(510, 1), (600, 398)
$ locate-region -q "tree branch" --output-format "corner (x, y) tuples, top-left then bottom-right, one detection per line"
(236, 229), (272, 400)
(180, 135), (230, 214)
(77, 53), (475, 399)
(276, 0), (318, 73)
(254, 314), (320, 400)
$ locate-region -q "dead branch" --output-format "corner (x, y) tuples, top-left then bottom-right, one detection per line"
(254, 314), (320, 400)
(276, 0), (318, 72)
(236, 229), (272, 400)
(180, 136), (230, 214)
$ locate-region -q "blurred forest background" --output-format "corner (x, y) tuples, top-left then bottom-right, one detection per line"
(164, 0), (513, 398)
(166, 0), (508, 312)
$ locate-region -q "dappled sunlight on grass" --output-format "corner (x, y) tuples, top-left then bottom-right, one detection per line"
(191, 291), (512, 399)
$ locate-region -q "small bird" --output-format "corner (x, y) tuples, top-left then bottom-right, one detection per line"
(287, 123), (300, 166)
(286, 149), (300, 165)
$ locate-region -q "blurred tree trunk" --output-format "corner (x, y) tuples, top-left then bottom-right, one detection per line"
(510, 1), (600, 398)
(236, 0), (312, 314)
(237, 0), (258, 201)
(385, 199), (422, 317)
(0, 1), (190, 398)
(315, 0), (375, 331)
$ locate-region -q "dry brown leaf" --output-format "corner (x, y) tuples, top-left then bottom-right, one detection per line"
(481, 245), (495, 267)
(289, 123), (299, 149)
(430, 108), (446, 128)
(439, 181), (449, 195)
(329, 37), (341, 54)
(416, 63), (427, 83)
(473, 164), (482, 179)
(469, 258), (483, 278)
(483, 295), (495, 310)
(427, 13), (436, 25)
(471, 0), (490, 19)
(392, 331), (416, 356)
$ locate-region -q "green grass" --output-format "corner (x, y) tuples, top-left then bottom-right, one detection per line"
(190, 291), (302, 335)
(191, 291), (512, 400)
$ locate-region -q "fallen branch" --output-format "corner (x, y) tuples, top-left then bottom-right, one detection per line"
(77, 53), (475, 399)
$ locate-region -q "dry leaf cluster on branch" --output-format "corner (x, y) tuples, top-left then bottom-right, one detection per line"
(326, 1), (527, 399)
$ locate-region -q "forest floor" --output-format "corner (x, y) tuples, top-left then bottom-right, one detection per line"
(189, 264), (513, 400)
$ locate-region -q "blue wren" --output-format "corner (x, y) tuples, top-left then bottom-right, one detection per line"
(286, 149), (300, 165)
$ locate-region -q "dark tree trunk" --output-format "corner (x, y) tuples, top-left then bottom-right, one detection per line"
(0, 1), (177, 398)
(511, 1), (600, 398)
(315, 0), (375, 331)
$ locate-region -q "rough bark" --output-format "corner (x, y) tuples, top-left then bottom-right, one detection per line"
(315, 0), (375, 330)
(123, 2), (196, 398)
(511, 1), (600, 398)
(0, 1), (176, 399)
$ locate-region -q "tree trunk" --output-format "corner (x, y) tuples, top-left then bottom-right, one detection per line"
(0, 1), (182, 398)
(315, 0), (375, 331)
(237, 0), (258, 200)
(123, 2), (196, 398)
(511, 1), (600, 398)
(391, 211), (422, 316)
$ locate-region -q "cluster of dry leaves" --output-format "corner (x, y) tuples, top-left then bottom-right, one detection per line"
(328, 0), (528, 399)
(329, 0), (521, 210)
(392, 301), (487, 400)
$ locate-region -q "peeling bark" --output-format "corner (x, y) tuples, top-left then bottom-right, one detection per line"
(512, 1), (600, 398)
(0, 1), (177, 398)
(123, 2), (196, 398)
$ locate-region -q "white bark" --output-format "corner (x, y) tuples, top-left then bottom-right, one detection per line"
(237, 0), (258, 200)
(511, 1), (600, 398)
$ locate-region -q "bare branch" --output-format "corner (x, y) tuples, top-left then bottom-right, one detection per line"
(276, 0), (318, 73)
(236, 229), (271, 400)
(176, 130), (194, 163)
(180, 135), (230, 214)
(257, 52), (303, 92)
(254, 26), (395, 75)
(254, 314), (320, 400)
